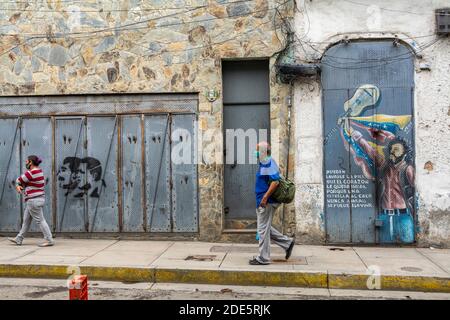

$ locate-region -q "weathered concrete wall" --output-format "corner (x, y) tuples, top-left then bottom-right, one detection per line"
(293, 0), (450, 247)
(0, 0), (294, 241)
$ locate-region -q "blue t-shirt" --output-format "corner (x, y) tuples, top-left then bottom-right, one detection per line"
(255, 157), (281, 207)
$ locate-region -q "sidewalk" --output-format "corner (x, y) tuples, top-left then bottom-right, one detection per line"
(0, 237), (449, 293)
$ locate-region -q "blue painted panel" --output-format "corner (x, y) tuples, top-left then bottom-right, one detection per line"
(122, 116), (144, 232)
(55, 118), (86, 232)
(21, 118), (53, 232)
(323, 90), (352, 243)
(87, 117), (119, 232)
(322, 41), (414, 90)
(171, 114), (198, 232)
(374, 87), (415, 244)
(347, 87), (377, 244)
(145, 115), (171, 232)
(0, 118), (21, 232)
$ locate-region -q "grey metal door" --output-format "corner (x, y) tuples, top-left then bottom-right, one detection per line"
(0, 94), (199, 235)
(55, 118), (87, 232)
(322, 41), (415, 244)
(122, 115), (144, 232)
(145, 115), (171, 232)
(171, 114), (198, 232)
(86, 116), (119, 232)
(0, 118), (21, 232)
(223, 60), (270, 224)
(21, 118), (53, 232)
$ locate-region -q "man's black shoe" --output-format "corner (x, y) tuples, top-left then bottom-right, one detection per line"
(285, 238), (295, 260)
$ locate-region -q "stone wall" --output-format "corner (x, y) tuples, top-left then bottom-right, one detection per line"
(0, 0), (295, 241)
(293, 0), (450, 247)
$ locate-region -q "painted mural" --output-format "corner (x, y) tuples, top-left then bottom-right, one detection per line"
(57, 156), (106, 199)
(335, 84), (415, 243)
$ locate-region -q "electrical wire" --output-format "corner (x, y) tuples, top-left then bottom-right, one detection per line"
(294, 0), (310, 40)
(291, 25), (443, 64)
(341, 0), (450, 16)
(0, 0), (288, 38)
(278, 30), (441, 70)
(0, 0), (258, 13)
(0, 0), (291, 59)
(319, 37), (439, 63)
(127, 19), (275, 57)
(319, 38), (441, 70)
(288, 0), (446, 64)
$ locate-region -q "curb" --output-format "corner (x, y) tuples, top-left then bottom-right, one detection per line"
(328, 273), (450, 293)
(0, 264), (449, 293)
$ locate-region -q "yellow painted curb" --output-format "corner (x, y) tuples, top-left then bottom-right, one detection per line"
(155, 269), (328, 288)
(0, 264), (154, 283)
(329, 274), (450, 293)
(0, 264), (449, 293)
(0, 264), (68, 279)
(80, 266), (154, 283)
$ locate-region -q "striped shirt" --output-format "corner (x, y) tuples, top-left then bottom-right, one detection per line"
(17, 168), (45, 201)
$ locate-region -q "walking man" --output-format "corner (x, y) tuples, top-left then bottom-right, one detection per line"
(8, 155), (54, 247)
(249, 142), (295, 265)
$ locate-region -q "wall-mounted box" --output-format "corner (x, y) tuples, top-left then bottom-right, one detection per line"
(436, 8), (450, 35)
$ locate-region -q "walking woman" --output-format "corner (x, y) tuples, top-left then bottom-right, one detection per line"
(8, 155), (54, 247)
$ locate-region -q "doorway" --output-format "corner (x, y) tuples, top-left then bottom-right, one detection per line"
(322, 41), (416, 244)
(222, 60), (270, 230)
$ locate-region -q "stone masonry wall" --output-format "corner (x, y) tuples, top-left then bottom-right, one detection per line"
(0, 0), (294, 241)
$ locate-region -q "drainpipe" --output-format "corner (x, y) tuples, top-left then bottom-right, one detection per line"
(282, 87), (293, 235)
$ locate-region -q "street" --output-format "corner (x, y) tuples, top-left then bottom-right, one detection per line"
(0, 278), (448, 300)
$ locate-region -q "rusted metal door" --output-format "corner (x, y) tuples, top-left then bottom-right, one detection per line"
(322, 41), (415, 244)
(0, 118), (21, 232)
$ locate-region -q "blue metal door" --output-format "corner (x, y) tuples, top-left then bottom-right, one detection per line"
(21, 118), (53, 232)
(322, 41), (415, 244)
(0, 118), (21, 232)
(55, 118), (87, 232)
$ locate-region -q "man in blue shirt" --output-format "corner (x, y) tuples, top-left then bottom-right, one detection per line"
(250, 142), (295, 265)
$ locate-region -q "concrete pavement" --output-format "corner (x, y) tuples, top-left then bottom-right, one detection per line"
(0, 237), (449, 293)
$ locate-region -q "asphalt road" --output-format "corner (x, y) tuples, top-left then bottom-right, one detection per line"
(0, 278), (448, 300)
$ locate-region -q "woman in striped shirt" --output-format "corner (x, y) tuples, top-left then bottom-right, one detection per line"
(8, 155), (54, 247)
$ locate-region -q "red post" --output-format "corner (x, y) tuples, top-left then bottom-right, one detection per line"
(69, 275), (88, 300)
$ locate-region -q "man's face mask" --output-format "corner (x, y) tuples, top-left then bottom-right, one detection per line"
(25, 160), (32, 170)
